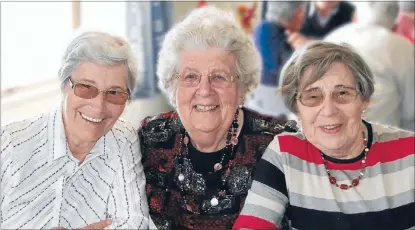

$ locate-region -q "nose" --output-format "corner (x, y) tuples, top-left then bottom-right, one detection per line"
(319, 95), (339, 117)
(90, 91), (106, 112)
(196, 76), (213, 96)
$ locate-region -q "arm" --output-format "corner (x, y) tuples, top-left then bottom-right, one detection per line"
(0, 129), (14, 227)
(233, 138), (289, 230)
(106, 135), (149, 229)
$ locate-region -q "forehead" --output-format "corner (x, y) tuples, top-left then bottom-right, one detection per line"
(73, 62), (128, 87)
(178, 47), (235, 73)
(302, 62), (356, 90)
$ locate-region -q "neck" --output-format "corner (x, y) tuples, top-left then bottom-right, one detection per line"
(64, 128), (96, 163)
(322, 124), (367, 160)
(190, 109), (244, 152)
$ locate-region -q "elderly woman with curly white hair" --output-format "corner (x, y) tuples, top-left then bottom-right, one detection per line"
(0, 31), (148, 229)
(138, 6), (295, 230)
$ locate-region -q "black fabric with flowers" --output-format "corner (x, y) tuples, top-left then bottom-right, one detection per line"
(138, 107), (294, 230)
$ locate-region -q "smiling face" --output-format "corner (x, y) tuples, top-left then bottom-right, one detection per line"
(296, 62), (369, 156)
(175, 47), (243, 138)
(63, 62), (128, 143)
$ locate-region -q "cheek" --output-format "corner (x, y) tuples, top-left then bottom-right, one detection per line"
(176, 87), (195, 107)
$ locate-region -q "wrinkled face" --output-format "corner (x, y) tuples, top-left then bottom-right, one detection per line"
(296, 62), (369, 154)
(63, 62), (128, 142)
(175, 47), (243, 135)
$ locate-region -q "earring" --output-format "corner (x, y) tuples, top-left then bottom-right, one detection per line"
(238, 104), (243, 109)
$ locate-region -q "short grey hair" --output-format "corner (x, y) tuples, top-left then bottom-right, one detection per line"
(265, 1), (306, 23)
(354, 2), (399, 29)
(280, 41), (375, 113)
(58, 31), (139, 95)
(157, 6), (261, 106)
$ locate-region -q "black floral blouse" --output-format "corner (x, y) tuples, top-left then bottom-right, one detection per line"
(138, 107), (295, 230)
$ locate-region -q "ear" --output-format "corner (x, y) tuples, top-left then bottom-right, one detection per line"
(361, 100), (370, 113)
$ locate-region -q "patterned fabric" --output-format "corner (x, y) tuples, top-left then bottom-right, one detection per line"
(139, 108), (292, 230)
(234, 121), (415, 230)
(0, 106), (149, 229)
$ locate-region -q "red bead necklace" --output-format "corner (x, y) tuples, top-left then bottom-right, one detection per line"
(321, 131), (369, 190)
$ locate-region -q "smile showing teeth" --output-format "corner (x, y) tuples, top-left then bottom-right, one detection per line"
(322, 124), (341, 130)
(80, 113), (104, 123)
(195, 105), (218, 112)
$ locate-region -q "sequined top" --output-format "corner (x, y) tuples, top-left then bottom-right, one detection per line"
(138, 107), (294, 230)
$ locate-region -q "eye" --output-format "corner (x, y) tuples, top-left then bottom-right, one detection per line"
(106, 90), (119, 95)
(79, 83), (92, 89)
(183, 73), (198, 80)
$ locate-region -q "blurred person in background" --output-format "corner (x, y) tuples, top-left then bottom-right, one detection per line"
(246, 1), (306, 118)
(0, 31), (149, 229)
(325, 1), (414, 131)
(394, 1), (415, 43)
(234, 41), (415, 230)
(286, 1), (355, 50)
(139, 6), (296, 230)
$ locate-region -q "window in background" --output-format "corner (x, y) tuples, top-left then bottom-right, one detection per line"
(1, 2), (72, 90)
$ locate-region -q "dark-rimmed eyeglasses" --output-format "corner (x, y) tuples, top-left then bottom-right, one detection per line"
(296, 85), (360, 107)
(68, 78), (129, 105)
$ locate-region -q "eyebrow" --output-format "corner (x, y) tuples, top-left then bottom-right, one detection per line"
(304, 84), (356, 91)
(77, 78), (127, 91)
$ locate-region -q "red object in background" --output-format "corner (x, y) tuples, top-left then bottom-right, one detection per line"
(197, 1), (207, 8)
(394, 15), (414, 44)
(237, 2), (257, 32)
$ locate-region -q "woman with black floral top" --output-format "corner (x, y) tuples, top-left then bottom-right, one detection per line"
(137, 6), (296, 230)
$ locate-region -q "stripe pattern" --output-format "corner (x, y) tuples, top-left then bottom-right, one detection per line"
(0, 107), (149, 229)
(234, 122), (415, 230)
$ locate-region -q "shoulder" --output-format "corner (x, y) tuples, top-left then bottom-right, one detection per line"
(371, 122), (414, 143)
(266, 131), (307, 155)
(138, 111), (182, 148)
(111, 118), (139, 145)
(339, 1), (355, 13)
(243, 108), (297, 136)
(1, 113), (49, 146)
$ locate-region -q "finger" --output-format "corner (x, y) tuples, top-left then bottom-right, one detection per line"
(82, 219), (112, 230)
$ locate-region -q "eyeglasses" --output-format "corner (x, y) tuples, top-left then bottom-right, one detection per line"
(297, 86), (360, 107)
(68, 78), (129, 105)
(175, 72), (238, 88)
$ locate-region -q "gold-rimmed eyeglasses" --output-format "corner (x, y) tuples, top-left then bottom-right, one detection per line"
(68, 77), (130, 105)
(296, 85), (361, 107)
(175, 72), (239, 88)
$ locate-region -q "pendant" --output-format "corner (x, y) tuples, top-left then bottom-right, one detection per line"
(231, 136), (238, 145)
(184, 136), (189, 145)
(214, 163), (222, 171)
(210, 197), (219, 207)
(178, 173), (185, 182)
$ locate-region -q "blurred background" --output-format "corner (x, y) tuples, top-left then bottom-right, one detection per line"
(1, 1), (413, 130)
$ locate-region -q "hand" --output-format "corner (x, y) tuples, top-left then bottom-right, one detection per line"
(285, 30), (312, 50)
(52, 219), (112, 230)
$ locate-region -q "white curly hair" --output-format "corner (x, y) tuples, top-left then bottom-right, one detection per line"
(157, 6), (262, 106)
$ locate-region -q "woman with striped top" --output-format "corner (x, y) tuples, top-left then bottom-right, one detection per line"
(1, 31), (148, 229)
(233, 41), (415, 230)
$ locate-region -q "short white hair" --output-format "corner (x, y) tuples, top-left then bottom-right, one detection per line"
(157, 6), (261, 106)
(58, 31), (139, 95)
(354, 2), (399, 29)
